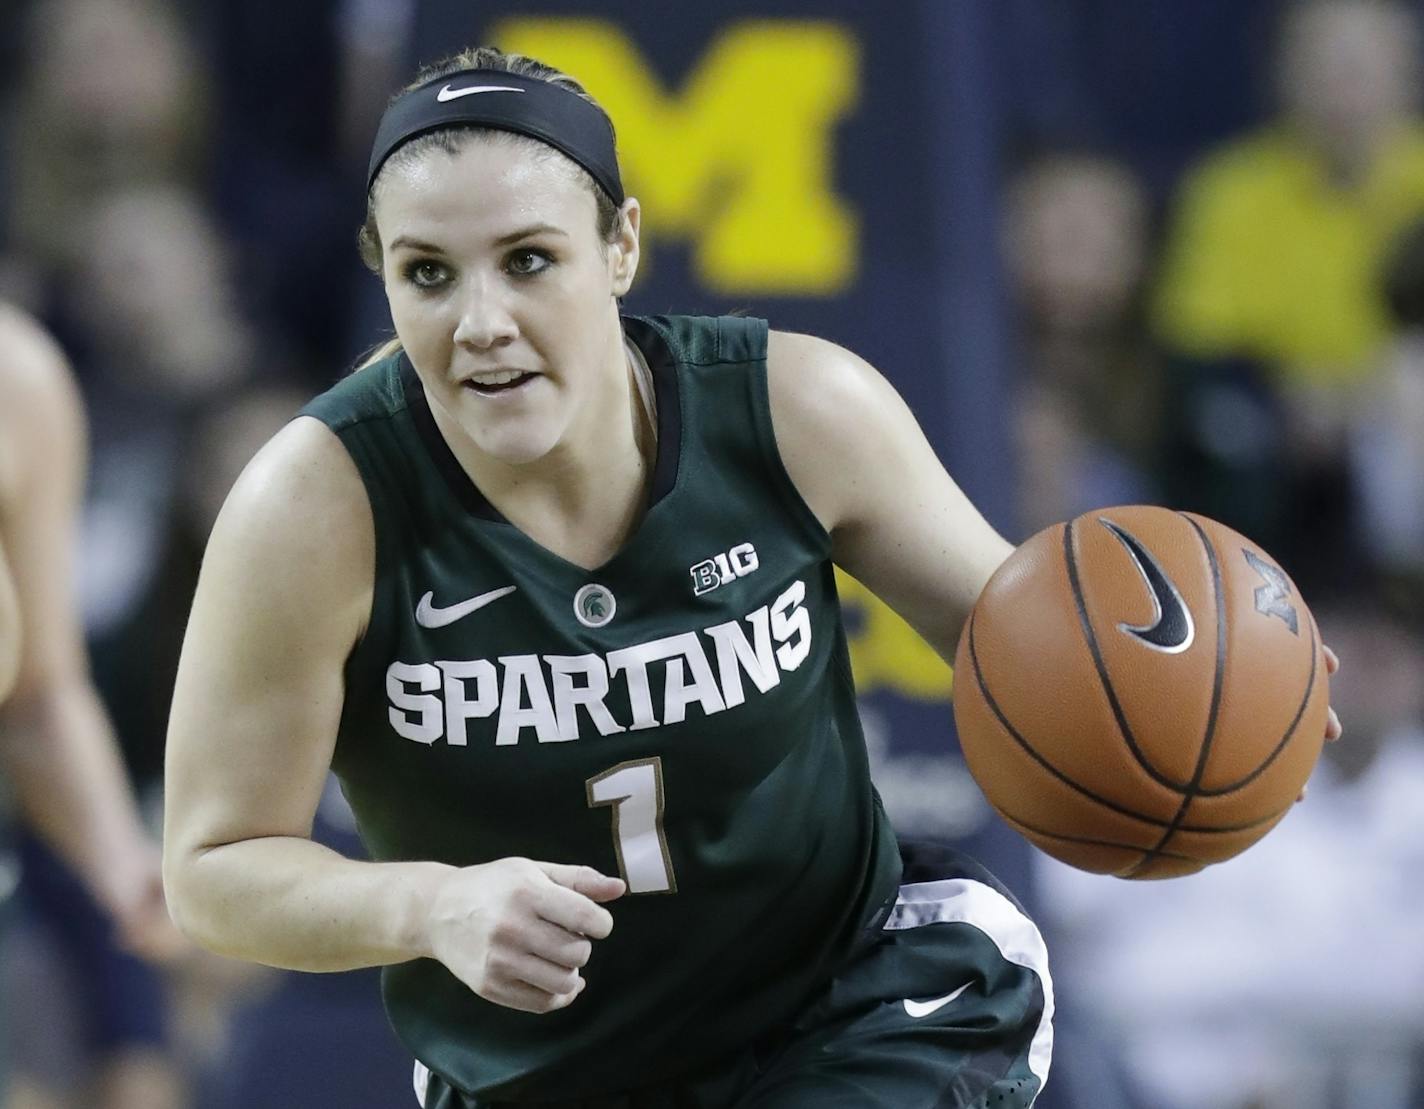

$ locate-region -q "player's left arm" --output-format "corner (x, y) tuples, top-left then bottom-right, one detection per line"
(765, 330), (1342, 748)
(766, 330), (1012, 663)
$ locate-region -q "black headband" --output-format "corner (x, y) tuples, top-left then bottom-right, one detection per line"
(367, 69), (624, 204)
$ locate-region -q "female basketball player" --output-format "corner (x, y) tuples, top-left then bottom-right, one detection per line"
(162, 48), (1338, 1108)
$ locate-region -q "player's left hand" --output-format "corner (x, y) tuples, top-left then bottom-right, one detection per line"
(1297, 643), (1342, 803)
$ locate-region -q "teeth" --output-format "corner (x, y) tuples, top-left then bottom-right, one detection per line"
(469, 370), (525, 387)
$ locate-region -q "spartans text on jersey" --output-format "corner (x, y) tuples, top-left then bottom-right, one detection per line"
(386, 580), (812, 745)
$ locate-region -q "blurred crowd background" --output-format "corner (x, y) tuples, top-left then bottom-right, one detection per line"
(0, 1), (1420, 1108)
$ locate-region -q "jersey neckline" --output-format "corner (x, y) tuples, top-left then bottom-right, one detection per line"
(398, 315), (683, 528)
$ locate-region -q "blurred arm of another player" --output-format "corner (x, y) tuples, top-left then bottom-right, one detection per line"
(765, 331), (1342, 752)
(0, 537), (19, 702)
(162, 417), (624, 1014)
(766, 331), (1013, 663)
(0, 304), (183, 961)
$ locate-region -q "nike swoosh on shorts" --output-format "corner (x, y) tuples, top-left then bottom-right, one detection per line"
(903, 981), (972, 1018)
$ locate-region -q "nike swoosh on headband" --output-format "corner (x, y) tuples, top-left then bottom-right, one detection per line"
(435, 84), (527, 102)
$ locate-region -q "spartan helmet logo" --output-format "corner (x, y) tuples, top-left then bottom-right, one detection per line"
(574, 583), (617, 629)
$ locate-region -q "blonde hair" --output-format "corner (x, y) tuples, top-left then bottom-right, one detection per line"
(355, 46), (622, 372)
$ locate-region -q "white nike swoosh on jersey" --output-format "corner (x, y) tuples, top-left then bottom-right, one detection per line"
(415, 586), (518, 629)
(435, 84), (526, 102)
(903, 981), (972, 1019)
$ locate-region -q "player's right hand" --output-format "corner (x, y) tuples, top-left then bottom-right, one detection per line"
(425, 857), (626, 1013)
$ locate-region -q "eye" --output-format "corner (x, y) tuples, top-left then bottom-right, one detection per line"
(507, 249), (552, 277)
(403, 259), (451, 290)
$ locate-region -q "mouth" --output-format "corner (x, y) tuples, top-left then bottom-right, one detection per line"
(461, 370), (537, 396)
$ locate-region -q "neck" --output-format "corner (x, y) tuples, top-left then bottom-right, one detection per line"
(432, 323), (658, 569)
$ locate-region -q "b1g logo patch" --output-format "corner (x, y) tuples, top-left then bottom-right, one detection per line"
(691, 542), (759, 596)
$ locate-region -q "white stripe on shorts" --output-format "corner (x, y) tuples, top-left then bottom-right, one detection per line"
(413, 1060), (431, 1107)
(885, 878), (1055, 1092)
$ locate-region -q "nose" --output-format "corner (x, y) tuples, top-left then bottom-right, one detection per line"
(452, 275), (518, 350)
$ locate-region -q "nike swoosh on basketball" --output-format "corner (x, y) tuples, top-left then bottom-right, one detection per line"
(435, 84), (526, 102)
(903, 981), (972, 1018)
(1099, 518), (1195, 653)
(415, 586), (517, 629)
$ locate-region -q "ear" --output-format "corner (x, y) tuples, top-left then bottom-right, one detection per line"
(608, 198), (641, 297)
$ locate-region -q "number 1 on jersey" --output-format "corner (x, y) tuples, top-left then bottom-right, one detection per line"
(586, 757), (677, 894)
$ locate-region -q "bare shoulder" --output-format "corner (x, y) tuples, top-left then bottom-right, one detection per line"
(765, 329), (883, 429)
(764, 329), (915, 532)
(223, 415), (368, 529)
(205, 415), (374, 644)
(0, 303), (82, 417)
(0, 304), (84, 499)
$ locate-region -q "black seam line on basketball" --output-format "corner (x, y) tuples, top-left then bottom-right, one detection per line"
(997, 809), (1197, 863)
(967, 600), (1251, 833)
(1126, 513), (1228, 877)
(1063, 518), (1193, 792)
(967, 594), (1284, 835)
(1192, 613), (1319, 796)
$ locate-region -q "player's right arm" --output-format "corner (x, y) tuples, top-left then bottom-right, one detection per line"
(162, 417), (622, 1011)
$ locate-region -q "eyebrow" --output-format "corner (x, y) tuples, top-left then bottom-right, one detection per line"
(387, 235), (445, 254)
(387, 224), (570, 254)
(493, 223), (570, 247)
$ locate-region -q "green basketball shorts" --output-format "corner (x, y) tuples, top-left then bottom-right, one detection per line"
(416, 844), (1053, 1109)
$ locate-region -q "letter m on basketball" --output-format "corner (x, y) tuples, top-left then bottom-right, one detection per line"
(1243, 550), (1298, 635)
(491, 17), (859, 294)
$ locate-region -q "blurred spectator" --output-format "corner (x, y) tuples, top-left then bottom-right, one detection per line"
(1037, 600), (1424, 1109)
(92, 382), (307, 785)
(201, 0), (416, 379)
(1352, 215), (1424, 615)
(55, 184), (252, 657)
(1152, 0), (1424, 595)
(1003, 152), (1161, 532)
(5, 0), (205, 284)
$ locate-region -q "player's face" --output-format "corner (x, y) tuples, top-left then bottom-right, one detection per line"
(375, 135), (639, 467)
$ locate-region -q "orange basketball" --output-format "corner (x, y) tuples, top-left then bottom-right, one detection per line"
(952, 505), (1329, 879)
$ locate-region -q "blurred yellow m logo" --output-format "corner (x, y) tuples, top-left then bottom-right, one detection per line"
(492, 19), (860, 295)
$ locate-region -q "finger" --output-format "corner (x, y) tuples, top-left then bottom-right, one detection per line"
(491, 975), (585, 1014)
(1323, 643), (1340, 675)
(524, 920), (594, 970)
(1325, 705), (1342, 742)
(503, 951), (584, 997)
(531, 881), (616, 940)
(538, 862), (627, 903)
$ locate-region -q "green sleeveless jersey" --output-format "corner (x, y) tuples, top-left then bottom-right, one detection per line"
(300, 315), (902, 1101)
